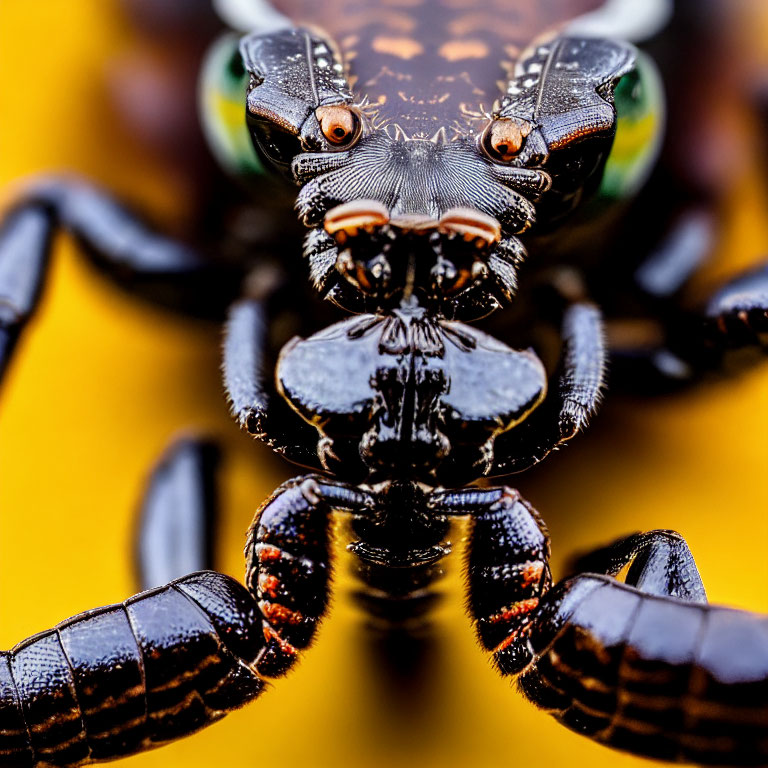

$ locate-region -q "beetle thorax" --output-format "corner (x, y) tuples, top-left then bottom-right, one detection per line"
(277, 304), (547, 484)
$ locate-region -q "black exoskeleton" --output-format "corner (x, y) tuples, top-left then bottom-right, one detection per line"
(1, 1), (767, 766)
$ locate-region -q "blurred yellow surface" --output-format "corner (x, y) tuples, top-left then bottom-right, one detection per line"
(0, 3), (766, 768)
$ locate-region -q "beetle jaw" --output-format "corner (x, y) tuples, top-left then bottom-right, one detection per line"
(293, 135), (540, 316)
(301, 202), (526, 318)
(327, 201), (502, 296)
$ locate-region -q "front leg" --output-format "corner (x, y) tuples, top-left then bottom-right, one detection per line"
(563, 529), (707, 602)
(430, 485), (551, 674)
(0, 473), (371, 766)
(0, 571), (266, 766)
(467, 513), (768, 765)
(517, 530), (768, 765)
(224, 297), (325, 469)
(243, 474), (373, 676)
(490, 301), (606, 475)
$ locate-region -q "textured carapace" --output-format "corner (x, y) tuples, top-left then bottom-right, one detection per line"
(241, 1), (635, 318)
(276, 304), (548, 483)
(270, 0), (605, 135)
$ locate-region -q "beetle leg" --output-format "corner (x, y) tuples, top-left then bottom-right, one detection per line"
(0, 177), (244, 370)
(244, 474), (374, 676)
(602, 200), (768, 388)
(563, 529), (707, 603)
(704, 260), (768, 353)
(514, 531), (768, 765)
(136, 436), (220, 590)
(609, 258), (768, 389)
(432, 485), (552, 675)
(489, 301), (606, 475)
(0, 204), (52, 383)
(224, 297), (324, 469)
(0, 571), (266, 767)
(595, 200), (713, 389)
(1, 475), (371, 766)
(462, 508), (768, 764)
(630, 207), (716, 303)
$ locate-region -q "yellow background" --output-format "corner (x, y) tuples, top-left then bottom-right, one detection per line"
(0, 3), (766, 767)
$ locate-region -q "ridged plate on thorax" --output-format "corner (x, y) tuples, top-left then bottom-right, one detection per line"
(277, 308), (547, 449)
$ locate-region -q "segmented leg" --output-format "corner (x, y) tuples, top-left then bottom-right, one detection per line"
(224, 298), (323, 469)
(705, 261), (768, 350)
(490, 302), (606, 475)
(563, 530), (707, 602)
(437, 486), (551, 674)
(606, 207), (768, 388)
(136, 437), (220, 590)
(0, 206), (52, 383)
(632, 208), (715, 302)
(485, 529), (768, 766)
(606, 207), (716, 388)
(243, 474), (373, 676)
(0, 571), (265, 767)
(0, 177), (245, 381)
(0, 473), (370, 767)
(664, 260), (768, 382)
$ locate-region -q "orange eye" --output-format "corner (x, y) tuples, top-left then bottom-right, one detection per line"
(481, 118), (531, 162)
(316, 105), (360, 147)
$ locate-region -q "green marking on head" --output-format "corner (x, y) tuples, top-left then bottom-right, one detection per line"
(199, 34), (266, 178)
(600, 49), (664, 200)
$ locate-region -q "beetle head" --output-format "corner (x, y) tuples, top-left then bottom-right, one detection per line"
(241, 29), (635, 319)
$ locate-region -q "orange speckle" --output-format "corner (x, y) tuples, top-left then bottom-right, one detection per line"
(438, 39), (490, 62)
(258, 573), (281, 598)
(488, 597), (539, 624)
(549, 121), (611, 150)
(260, 600), (305, 626)
(256, 545), (283, 563)
(493, 630), (519, 653)
(263, 625), (298, 656)
(520, 561), (545, 589)
(372, 36), (424, 60)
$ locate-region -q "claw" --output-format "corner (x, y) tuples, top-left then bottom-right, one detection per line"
(316, 436), (340, 471)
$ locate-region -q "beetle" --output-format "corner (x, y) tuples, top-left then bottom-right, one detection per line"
(0, 1), (767, 767)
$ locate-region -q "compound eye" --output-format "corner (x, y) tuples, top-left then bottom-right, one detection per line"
(316, 105), (361, 147)
(481, 118), (531, 163)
